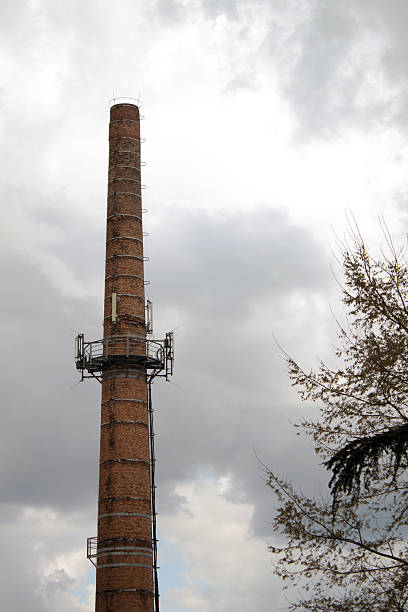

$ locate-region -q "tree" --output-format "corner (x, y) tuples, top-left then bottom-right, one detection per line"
(268, 224), (408, 610)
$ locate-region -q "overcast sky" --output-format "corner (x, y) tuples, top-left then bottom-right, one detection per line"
(1, 1), (408, 610)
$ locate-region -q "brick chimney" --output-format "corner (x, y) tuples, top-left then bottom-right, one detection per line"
(76, 101), (173, 611)
(94, 102), (154, 611)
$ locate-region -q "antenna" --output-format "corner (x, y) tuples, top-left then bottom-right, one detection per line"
(146, 299), (153, 334)
(111, 292), (118, 324)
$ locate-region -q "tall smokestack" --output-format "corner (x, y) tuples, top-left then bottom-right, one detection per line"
(75, 101), (174, 612)
(97, 102), (152, 611)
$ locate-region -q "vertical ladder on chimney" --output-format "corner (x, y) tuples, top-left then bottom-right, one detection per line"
(148, 379), (160, 612)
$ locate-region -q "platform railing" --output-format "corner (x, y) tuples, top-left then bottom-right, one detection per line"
(75, 332), (174, 380)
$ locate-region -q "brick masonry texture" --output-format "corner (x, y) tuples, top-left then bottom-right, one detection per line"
(95, 103), (154, 612)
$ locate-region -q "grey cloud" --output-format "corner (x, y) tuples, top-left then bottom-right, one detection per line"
(147, 205), (328, 318)
(0, 246), (100, 511)
(0, 505), (94, 612)
(143, 204), (332, 535)
(148, 0), (408, 138)
(268, 0), (408, 139)
(154, 0), (187, 23)
(199, 0), (239, 19)
(155, 0), (240, 20)
(41, 569), (75, 599)
(283, 2), (360, 137)
(0, 0), (33, 46)
(224, 74), (257, 92)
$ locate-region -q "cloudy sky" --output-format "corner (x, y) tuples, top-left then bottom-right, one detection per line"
(1, 1), (408, 610)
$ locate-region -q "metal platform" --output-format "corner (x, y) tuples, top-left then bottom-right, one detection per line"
(75, 332), (174, 382)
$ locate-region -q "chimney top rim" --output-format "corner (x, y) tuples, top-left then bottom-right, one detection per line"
(109, 97), (142, 109)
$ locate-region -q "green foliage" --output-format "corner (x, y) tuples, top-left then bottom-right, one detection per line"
(325, 423), (408, 508)
(268, 225), (408, 610)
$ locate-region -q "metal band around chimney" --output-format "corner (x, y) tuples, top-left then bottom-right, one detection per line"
(104, 292), (144, 299)
(108, 192), (142, 197)
(109, 165), (141, 170)
(96, 588), (154, 594)
(107, 254), (144, 261)
(109, 178), (142, 183)
(100, 458), (150, 466)
(102, 372), (147, 380)
(98, 512), (151, 519)
(96, 551), (153, 560)
(105, 273), (144, 280)
(101, 420), (148, 427)
(110, 136), (143, 142)
(107, 213), (142, 221)
(99, 496), (150, 503)
(97, 562), (152, 570)
(96, 545), (151, 553)
(108, 292), (145, 299)
(101, 398), (146, 404)
(106, 236), (143, 243)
